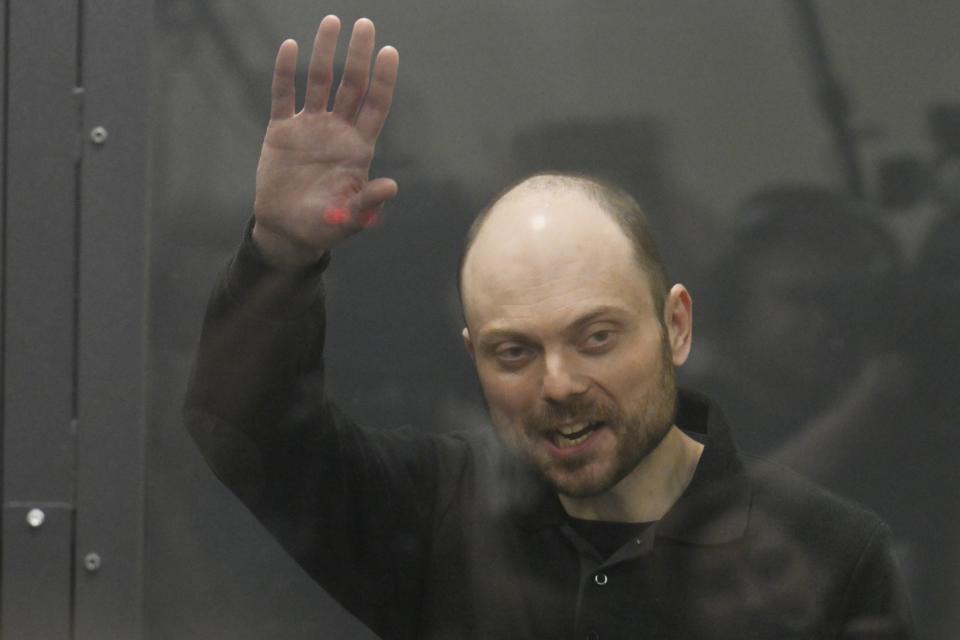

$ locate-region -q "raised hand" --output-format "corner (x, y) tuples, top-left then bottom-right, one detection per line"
(252, 16), (399, 269)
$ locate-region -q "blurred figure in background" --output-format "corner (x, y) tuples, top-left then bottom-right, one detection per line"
(694, 185), (960, 638)
(696, 186), (905, 471)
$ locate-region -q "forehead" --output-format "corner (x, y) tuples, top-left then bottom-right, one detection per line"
(461, 187), (653, 331)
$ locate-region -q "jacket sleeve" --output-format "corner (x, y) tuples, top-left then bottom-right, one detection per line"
(183, 225), (456, 640)
(837, 521), (915, 640)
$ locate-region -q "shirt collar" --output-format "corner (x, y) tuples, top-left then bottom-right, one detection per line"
(512, 389), (751, 545)
(655, 389), (751, 544)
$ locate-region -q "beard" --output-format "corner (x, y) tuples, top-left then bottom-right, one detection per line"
(508, 335), (679, 498)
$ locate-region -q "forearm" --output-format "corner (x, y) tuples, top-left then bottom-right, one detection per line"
(182, 18), (423, 634)
(184, 221), (329, 444)
(182, 228), (443, 636)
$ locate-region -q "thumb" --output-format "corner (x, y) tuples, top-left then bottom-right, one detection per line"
(353, 177), (398, 217)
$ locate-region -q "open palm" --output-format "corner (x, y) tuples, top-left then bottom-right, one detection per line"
(253, 16), (399, 268)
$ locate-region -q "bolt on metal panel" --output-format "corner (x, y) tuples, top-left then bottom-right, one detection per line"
(2, 504), (74, 639)
(71, 0), (152, 638)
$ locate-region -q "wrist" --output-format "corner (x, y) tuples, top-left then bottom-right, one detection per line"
(251, 222), (326, 272)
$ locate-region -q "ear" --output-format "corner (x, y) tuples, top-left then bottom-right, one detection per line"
(462, 327), (476, 361)
(664, 284), (693, 366)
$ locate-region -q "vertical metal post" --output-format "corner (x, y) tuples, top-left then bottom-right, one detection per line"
(71, 0), (151, 638)
(2, 0), (151, 637)
(790, 0), (865, 198)
(1, 1), (82, 638)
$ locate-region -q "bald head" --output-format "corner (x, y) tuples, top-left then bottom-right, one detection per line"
(459, 173), (669, 327)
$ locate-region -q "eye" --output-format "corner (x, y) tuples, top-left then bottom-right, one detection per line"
(494, 344), (534, 368)
(582, 329), (616, 353)
(587, 330), (611, 344)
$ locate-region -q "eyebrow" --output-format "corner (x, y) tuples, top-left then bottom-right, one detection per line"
(566, 307), (628, 332)
(477, 306), (629, 348)
(476, 329), (531, 351)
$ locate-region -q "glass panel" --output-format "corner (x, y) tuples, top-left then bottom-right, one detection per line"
(148, 2), (960, 638)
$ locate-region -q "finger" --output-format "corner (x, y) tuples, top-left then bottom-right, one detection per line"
(321, 179), (397, 233)
(303, 15), (341, 113)
(358, 207), (383, 229)
(353, 177), (398, 214)
(270, 39), (299, 120)
(356, 46), (399, 142)
(332, 18), (375, 120)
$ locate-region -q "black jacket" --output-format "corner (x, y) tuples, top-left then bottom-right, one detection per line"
(185, 235), (914, 640)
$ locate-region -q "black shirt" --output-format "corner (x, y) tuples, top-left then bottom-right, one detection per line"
(566, 517), (656, 560)
(185, 234), (914, 639)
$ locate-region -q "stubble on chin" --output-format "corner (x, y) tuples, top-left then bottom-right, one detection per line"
(517, 340), (679, 498)
(546, 401), (674, 499)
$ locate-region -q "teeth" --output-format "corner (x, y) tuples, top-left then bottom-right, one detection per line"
(553, 422), (603, 448)
(558, 423), (589, 436)
(555, 429), (592, 448)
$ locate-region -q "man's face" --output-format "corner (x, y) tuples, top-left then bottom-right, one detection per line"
(460, 187), (689, 498)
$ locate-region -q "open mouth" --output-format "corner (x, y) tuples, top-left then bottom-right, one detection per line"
(551, 421), (605, 448)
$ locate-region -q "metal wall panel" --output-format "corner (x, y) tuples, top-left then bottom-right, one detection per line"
(1, 0), (8, 508)
(3, 0), (152, 636)
(1, 0), (79, 637)
(71, 0), (150, 636)
(2, 0), (78, 502)
(2, 504), (74, 637)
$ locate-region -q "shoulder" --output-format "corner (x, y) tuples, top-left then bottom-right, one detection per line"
(740, 451), (886, 557)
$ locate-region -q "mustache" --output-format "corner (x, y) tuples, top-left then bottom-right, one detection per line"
(524, 397), (620, 431)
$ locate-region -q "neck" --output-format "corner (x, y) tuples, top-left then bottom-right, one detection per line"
(558, 426), (704, 522)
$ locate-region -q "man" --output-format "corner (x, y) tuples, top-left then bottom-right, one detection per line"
(186, 15), (913, 639)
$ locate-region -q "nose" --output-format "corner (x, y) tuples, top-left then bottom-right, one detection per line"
(541, 351), (589, 403)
